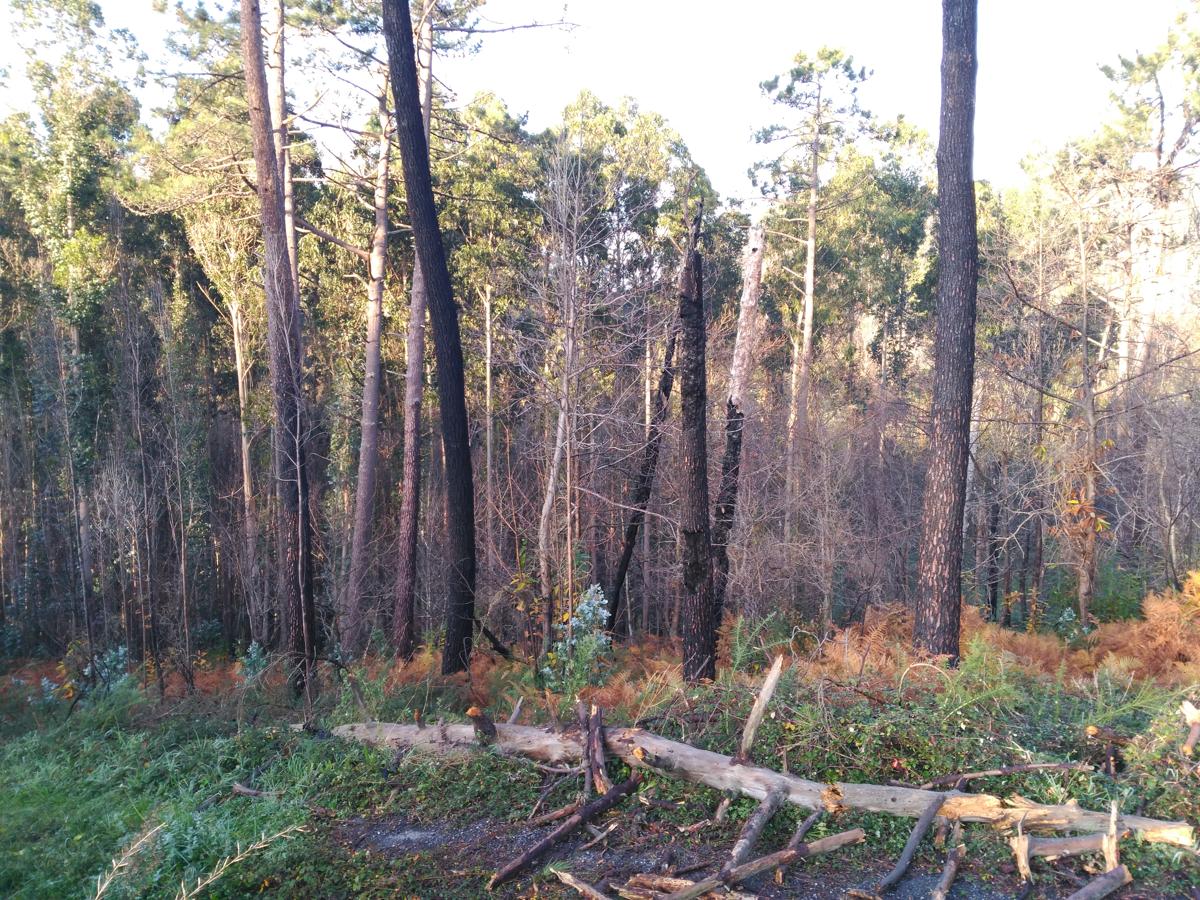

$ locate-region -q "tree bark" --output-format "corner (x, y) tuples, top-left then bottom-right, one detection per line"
(676, 211), (716, 682)
(229, 299), (263, 643)
(383, 0), (477, 674)
(393, 1), (434, 661)
(240, 0), (317, 695)
(712, 224), (766, 619)
(784, 102), (820, 537)
(265, 0), (301, 314)
(343, 93), (392, 657)
(913, 0), (978, 661)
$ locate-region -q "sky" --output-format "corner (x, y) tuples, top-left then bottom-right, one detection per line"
(0, 0), (1190, 202)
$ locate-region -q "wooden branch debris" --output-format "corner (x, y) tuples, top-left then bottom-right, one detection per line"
(1063, 864), (1132, 900)
(555, 869), (614, 900)
(721, 787), (784, 877)
(507, 696), (524, 725)
(1103, 800), (1121, 873)
(1012, 801), (1128, 881)
(578, 702), (594, 797)
(1010, 829), (1132, 877)
(864, 793), (944, 898)
(616, 874), (752, 900)
(664, 849), (799, 900)
(329, 721), (1195, 847)
(931, 821), (964, 900)
(487, 772), (643, 890)
(589, 705), (612, 794)
(920, 761), (1093, 790)
(1181, 700), (1200, 756)
(775, 808), (824, 882)
(731, 653), (784, 765)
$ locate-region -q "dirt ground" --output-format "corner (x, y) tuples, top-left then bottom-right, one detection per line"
(331, 812), (1179, 899)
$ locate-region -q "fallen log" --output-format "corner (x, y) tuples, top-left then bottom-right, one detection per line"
(329, 721), (1194, 847)
(1063, 864), (1132, 900)
(488, 772), (642, 890)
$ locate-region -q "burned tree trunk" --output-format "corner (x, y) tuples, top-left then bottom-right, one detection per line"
(240, 0), (316, 694)
(913, 0), (979, 660)
(383, 0), (477, 674)
(676, 211), (716, 682)
(712, 224), (766, 619)
(605, 322), (679, 632)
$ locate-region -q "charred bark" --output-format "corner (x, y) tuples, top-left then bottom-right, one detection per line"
(676, 211), (716, 682)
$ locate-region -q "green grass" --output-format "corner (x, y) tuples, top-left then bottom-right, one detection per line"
(0, 639), (1197, 898)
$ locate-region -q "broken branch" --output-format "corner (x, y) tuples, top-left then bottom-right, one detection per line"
(487, 772), (642, 890)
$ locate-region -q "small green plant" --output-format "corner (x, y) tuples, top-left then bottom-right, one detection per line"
(727, 612), (781, 673)
(84, 645), (130, 692)
(237, 641), (269, 683)
(541, 584), (610, 696)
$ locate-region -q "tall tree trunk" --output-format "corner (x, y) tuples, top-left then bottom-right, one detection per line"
(677, 211), (716, 682)
(239, 0), (316, 695)
(393, 0), (434, 661)
(784, 107), (820, 537)
(913, 0), (978, 660)
(712, 224), (766, 620)
(1076, 217), (1098, 628)
(343, 94), (392, 657)
(483, 284), (495, 585)
(384, 0), (477, 675)
(605, 322), (679, 631)
(538, 369), (570, 650)
(229, 299), (262, 642)
(985, 462), (1000, 622)
(265, 0), (300, 304)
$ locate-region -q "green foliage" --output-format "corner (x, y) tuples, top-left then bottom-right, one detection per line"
(540, 584), (611, 696)
(236, 642), (268, 684)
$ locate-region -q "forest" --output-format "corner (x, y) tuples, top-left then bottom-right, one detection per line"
(1, 0), (1199, 897)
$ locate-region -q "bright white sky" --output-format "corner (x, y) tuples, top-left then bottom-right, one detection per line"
(0, 0), (1190, 201)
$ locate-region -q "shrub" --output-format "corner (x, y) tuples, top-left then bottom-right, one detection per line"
(541, 584), (611, 696)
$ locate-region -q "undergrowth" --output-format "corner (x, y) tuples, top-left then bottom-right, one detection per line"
(1, 580), (1199, 897)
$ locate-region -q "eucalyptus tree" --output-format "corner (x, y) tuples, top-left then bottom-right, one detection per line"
(240, 0), (317, 693)
(5, 0), (141, 663)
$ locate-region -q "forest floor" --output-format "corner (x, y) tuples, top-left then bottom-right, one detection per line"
(1, 596), (1199, 898)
